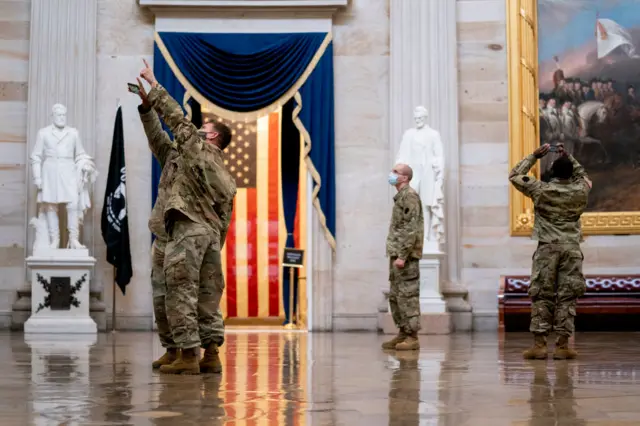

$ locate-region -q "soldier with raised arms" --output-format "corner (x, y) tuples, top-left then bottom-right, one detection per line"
(509, 142), (592, 360)
(138, 59), (237, 375)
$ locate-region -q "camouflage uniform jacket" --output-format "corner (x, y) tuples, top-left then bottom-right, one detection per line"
(147, 85), (237, 242)
(509, 153), (590, 244)
(386, 185), (424, 260)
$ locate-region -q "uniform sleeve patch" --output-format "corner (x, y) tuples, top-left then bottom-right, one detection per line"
(522, 176), (530, 182)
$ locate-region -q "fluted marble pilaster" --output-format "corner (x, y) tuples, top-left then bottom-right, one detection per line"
(310, 205), (334, 331)
(389, 0), (471, 329)
(13, 0), (104, 330)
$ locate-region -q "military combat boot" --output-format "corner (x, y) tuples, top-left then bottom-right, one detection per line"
(200, 343), (223, 374)
(381, 333), (407, 350)
(523, 334), (548, 360)
(395, 333), (420, 351)
(159, 348), (200, 375)
(152, 348), (179, 369)
(553, 335), (578, 360)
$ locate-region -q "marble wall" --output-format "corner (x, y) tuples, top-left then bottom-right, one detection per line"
(93, 0), (156, 329)
(331, 0), (390, 330)
(0, 0), (29, 327)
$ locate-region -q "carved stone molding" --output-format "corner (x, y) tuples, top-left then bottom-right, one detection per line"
(389, 0), (471, 329)
(138, 0), (347, 13)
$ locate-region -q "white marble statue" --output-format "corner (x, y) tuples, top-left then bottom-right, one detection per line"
(396, 106), (445, 252)
(30, 104), (98, 251)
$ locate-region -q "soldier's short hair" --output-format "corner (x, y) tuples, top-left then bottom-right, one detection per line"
(398, 164), (413, 181)
(551, 156), (574, 180)
(214, 122), (232, 150)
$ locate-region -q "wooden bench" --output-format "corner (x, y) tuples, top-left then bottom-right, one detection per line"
(498, 275), (640, 332)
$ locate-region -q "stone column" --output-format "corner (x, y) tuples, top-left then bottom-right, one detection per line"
(310, 205), (334, 331)
(389, 0), (472, 331)
(12, 0), (105, 330)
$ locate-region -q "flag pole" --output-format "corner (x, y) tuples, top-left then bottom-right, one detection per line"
(112, 266), (117, 333)
(111, 98), (120, 334)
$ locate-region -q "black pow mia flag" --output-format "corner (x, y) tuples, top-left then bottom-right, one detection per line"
(101, 105), (133, 294)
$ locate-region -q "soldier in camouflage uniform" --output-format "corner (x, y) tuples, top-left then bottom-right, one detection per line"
(383, 164), (424, 351)
(509, 143), (592, 360)
(133, 77), (227, 373)
(139, 61), (237, 374)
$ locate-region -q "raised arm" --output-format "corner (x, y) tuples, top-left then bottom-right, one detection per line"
(509, 153), (543, 200)
(567, 153), (589, 181)
(147, 84), (200, 147)
(139, 59), (200, 154)
(138, 104), (173, 167)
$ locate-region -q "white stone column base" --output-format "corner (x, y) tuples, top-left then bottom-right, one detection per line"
(25, 251), (97, 335)
(419, 255), (446, 314)
(25, 317), (97, 334)
(380, 312), (452, 335)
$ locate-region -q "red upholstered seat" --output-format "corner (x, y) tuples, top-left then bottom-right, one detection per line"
(498, 275), (640, 331)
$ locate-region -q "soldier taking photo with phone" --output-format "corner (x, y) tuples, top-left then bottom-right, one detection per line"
(509, 142), (592, 360)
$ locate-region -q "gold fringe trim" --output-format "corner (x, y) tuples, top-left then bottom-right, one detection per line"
(154, 32), (333, 122)
(292, 91), (336, 252)
(183, 91), (193, 120)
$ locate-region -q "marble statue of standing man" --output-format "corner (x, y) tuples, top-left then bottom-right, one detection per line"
(395, 106), (445, 252)
(30, 104), (98, 250)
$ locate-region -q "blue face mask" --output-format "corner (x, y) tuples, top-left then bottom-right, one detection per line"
(388, 172), (399, 185)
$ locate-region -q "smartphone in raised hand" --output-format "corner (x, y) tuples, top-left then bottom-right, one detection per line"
(127, 82), (140, 95)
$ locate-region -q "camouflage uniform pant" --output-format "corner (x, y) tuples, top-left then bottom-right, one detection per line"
(152, 238), (225, 348)
(163, 219), (225, 349)
(388, 258), (421, 335)
(529, 242), (586, 337)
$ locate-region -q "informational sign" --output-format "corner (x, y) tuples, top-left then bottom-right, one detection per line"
(282, 248), (304, 268)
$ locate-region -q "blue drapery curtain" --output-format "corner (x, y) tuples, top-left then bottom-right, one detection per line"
(152, 32), (335, 324)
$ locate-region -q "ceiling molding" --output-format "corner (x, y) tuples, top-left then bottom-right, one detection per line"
(138, 0), (348, 14)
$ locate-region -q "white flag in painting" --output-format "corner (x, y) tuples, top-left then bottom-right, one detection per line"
(596, 18), (640, 59)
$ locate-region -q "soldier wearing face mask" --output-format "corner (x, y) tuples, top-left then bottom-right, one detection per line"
(382, 164), (424, 351)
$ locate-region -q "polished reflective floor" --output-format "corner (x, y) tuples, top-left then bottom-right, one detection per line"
(3, 331), (640, 425)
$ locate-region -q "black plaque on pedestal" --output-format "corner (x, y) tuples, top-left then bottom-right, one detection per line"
(283, 248), (304, 268)
(50, 277), (72, 310)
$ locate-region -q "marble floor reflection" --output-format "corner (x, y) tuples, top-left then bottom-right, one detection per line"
(2, 331), (640, 425)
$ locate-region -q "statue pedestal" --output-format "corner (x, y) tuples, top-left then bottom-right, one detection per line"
(24, 249), (97, 335)
(418, 253), (447, 314)
(380, 251), (451, 335)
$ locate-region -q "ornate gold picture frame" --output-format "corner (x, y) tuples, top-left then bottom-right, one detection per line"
(507, 0), (640, 236)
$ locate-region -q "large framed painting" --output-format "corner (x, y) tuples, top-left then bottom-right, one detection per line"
(508, 0), (640, 236)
